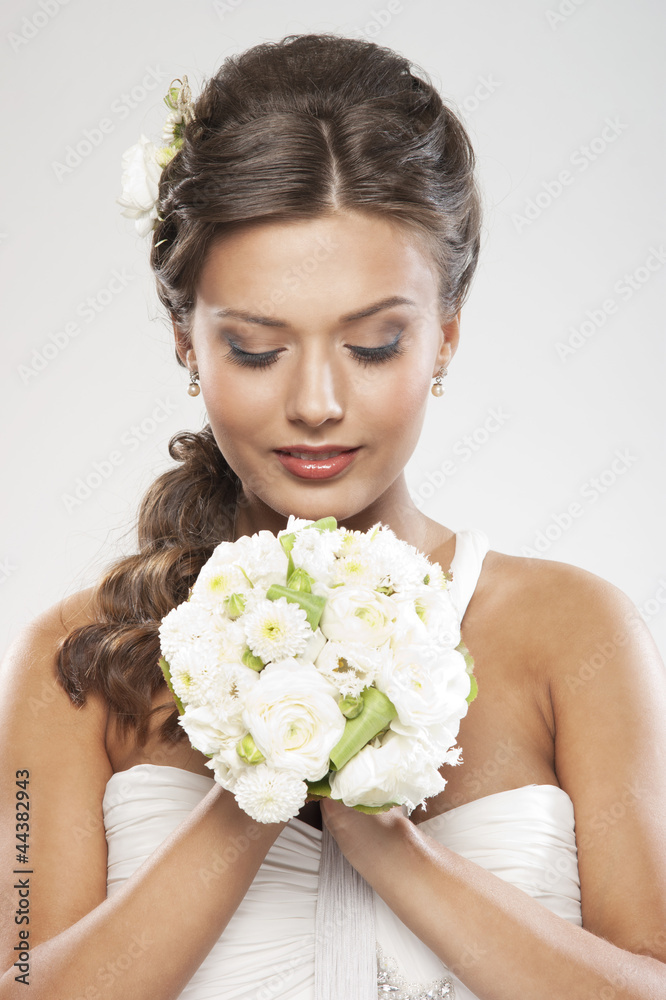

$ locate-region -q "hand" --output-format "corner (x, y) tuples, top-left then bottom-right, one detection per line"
(319, 797), (413, 878)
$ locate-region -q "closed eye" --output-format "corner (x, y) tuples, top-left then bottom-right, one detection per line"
(222, 331), (405, 369)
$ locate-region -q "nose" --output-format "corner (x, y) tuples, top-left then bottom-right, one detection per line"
(285, 347), (344, 427)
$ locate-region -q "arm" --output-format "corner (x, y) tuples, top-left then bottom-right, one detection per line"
(0, 595), (286, 1000)
(321, 567), (666, 999)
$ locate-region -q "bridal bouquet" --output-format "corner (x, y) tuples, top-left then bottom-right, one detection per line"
(158, 516), (477, 823)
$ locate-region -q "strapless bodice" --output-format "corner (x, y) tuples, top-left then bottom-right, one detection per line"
(103, 766), (581, 999)
(102, 528), (582, 998)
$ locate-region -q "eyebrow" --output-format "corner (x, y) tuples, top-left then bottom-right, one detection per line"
(214, 295), (417, 328)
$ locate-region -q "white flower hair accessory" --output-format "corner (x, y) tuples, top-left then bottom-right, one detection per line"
(116, 76), (195, 238)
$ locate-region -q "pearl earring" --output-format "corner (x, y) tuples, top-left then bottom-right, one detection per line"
(187, 369), (200, 396)
(431, 366), (448, 397)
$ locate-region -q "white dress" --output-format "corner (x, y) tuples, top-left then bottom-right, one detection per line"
(103, 529), (582, 999)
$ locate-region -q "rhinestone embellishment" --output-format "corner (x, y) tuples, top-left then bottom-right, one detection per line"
(377, 943), (456, 998)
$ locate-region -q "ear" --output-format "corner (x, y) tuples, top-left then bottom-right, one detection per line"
(172, 316), (197, 369)
(433, 310), (461, 374)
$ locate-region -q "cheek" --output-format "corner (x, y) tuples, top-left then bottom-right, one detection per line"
(358, 363), (430, 439)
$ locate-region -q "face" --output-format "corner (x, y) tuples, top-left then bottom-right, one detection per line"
(175, 210), (459, 538)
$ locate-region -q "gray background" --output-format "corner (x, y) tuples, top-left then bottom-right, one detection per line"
(2, 0), (665, 660)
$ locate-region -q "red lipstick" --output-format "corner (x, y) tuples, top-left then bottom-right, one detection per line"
(274, 445), (360, 480)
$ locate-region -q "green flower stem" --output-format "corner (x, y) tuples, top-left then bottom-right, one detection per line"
(266, 584), (326, 631)
(353, 801), (401, 814)
(158, 656), (184, 715)
(329, 686), (397, 771)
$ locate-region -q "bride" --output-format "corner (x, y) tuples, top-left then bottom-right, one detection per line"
(1, 32), (665, 1000)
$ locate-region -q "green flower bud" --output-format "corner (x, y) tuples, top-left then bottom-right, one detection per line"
(287, 567), (314, 593)
(236, 733), (265, 765)
(242, 647), (265, 672)
(225, 593), (246, 620)
(338, 694), (364, 719)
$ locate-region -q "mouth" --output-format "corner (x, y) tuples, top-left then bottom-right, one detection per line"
(274, 447), (360, 480)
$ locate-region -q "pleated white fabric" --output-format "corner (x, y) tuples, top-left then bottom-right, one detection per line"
(102, 529), (583, 999)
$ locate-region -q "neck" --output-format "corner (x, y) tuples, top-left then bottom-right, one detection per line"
(232, 473), (454, 558)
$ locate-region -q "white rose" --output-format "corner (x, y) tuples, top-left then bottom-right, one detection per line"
(329, 730), (446, 811)
(376, 645), (470, 732)
(241, 660), (345, 780)
(319, 586), (397, 646)
(116, 135), (164, 237)
(178, 703), (236, 756)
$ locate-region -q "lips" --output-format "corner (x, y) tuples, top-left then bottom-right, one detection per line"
(274, 446), (360, 480)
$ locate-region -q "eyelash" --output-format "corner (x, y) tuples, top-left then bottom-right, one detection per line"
(223, 332), (406, 369)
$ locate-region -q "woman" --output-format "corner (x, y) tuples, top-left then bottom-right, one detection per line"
(1, 32), (665, 1000)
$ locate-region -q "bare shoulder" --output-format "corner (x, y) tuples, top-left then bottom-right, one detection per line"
(468, 547), (648, 676)
(0, 584), (110, 756)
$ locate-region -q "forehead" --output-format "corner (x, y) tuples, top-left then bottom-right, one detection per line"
(195, 211), (440, 319)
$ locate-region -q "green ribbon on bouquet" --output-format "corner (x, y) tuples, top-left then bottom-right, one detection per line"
(329, 686), (397, 772)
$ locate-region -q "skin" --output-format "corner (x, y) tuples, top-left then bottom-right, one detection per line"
(168, 210), (666, 995)
(1, 210), (664, 999)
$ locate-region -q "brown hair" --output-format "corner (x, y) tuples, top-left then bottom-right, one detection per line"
(56, 32), (483, 747)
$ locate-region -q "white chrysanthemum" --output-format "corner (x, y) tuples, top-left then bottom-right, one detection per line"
(315, 641), (382, 697)
(233, 766), (308, 823)
(168, 644), (218, 707)
(228, 530), (290, 589)
(204, 615), (247, 664)
(290, 526), (343, 582)
(423, 559), (453, 592)
(158, 600), (216, 664)
(189, 560), (253, 612)
(280, 515), (316, 535)
(370, 528), (434, 593)
(243, 597), (312, 663)
(330, 545), (382, 588)
(205, 662), (260, 727)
